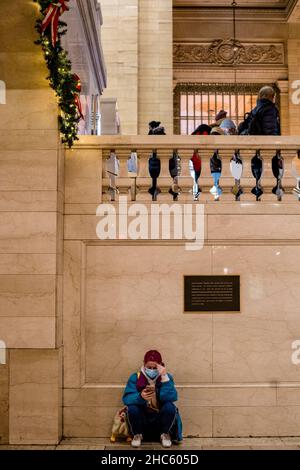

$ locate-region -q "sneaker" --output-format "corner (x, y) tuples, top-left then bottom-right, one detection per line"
(131, 434), (142, 448)
(160, 433), (172, 448)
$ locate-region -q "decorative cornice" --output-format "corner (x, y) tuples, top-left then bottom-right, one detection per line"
(173, 0), (299, 23)
(174, 40), (285, 66)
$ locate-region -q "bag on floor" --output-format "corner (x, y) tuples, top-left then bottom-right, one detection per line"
(110, 406), (131, 443)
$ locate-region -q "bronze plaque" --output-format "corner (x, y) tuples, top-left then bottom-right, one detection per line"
(184, 275), (240, 312)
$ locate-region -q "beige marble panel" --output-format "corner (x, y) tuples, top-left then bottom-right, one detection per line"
(0, 191), (61, 213)
(0, 53), (49, 90)
(64, 388), (124, 408)
(277, 388), (300, 405)
(212, 245), (300, 382)
(178, 387), (277, 407)
(180, 407), (212, 437)
(64, 405), (212, 439)
(9, 349), (61, 445)
(63, 406), (120, 438)
(0, 317), (55, 348)
(0, 150), (58, 191)
(213, 406), (300, 437)
(0, 0), (43, 52)
(0, 254), (56, 275)
(0, 130), (59, 151)
(0, 90), (57, 130)
(65, 212), (208, 240)
(0, 364), (9, 444)
(0, 275), (56, 317)
(213, 315), (300, 383)
(64, 215), (106, 240)
(63, 241), (82, 388)
(208, 214), (300, 240)
(84, 245), (212, 384)
(213, 245), (300, 319)
(0, 212), (57, 253)
(65, 149), (102, 204)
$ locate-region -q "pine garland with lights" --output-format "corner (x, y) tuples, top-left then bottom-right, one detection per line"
(34, 0), (83, 147)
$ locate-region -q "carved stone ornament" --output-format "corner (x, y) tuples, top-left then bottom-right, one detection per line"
(173, 40), (284, 66)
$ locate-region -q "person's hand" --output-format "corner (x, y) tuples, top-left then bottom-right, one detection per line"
(141, 388), (155, 401)
(156, 363), (167, 376)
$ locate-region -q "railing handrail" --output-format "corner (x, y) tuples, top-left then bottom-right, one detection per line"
(70, 135), (300, 150)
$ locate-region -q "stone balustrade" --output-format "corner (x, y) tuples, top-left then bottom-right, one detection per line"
(73, 136), (300, 203)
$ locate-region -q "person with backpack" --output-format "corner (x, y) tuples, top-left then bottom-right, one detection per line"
(123, 350), (183, 448)
(239, 86), (280, 135)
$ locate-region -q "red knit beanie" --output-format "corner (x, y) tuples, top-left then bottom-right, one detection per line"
(144, 350), (162, 364)
(215, 110), (227, 121)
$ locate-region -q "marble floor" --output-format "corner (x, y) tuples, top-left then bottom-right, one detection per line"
(1, 437), (300, 450)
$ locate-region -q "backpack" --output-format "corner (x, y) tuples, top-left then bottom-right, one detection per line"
(239, 111), (263, 135)
(238, 113), (252, 135)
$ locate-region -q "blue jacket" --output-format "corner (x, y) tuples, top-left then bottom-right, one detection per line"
(122, 372), (183, 441)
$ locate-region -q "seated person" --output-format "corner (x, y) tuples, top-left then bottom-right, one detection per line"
(122, 350), (183, 448)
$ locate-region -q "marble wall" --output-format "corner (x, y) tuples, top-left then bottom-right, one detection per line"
(63, 140), (300, 437)
(0, 0), (63, 444)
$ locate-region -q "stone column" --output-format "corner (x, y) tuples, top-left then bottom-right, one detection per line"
(100, 0), (173, 135)
(138, 0), (173, 135)
(276, 80), (289, 136)
(287, 38), (300, 135)
(0, 0), (63, 444)
(100, 0), (139, 135)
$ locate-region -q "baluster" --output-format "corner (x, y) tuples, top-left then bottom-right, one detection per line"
(292, 149), (300, 201)
(168, 149), (181, 201)
(230, 149), (244, 201)
(271, 149), (284, 202)
(251, 149), (263, 201)
(209, 150), (222, 201)
(148, 149), (161, 201)
(189, 149), (202, 201)
(127, 149), (139, 201)
(106, 149), (120, 202)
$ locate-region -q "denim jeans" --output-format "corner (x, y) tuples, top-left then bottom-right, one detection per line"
(190, 169), (201, 197)
(127, 402), (177, 440)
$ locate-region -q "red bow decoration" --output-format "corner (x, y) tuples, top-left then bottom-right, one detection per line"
(72, 74), (84, 120)
(41, 1), (70, 47)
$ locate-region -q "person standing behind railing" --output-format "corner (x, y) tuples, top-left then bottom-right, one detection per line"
(239, 86), (280, 136)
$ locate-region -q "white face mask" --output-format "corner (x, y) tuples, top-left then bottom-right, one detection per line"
(145, 368), (159, 379)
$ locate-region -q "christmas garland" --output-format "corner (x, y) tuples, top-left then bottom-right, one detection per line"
(34, 0), (83, 147)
